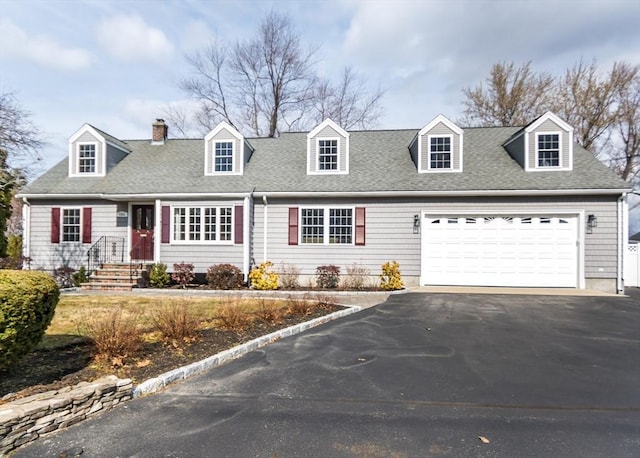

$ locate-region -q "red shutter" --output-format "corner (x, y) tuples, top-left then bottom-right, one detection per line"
(51, 207), (60, 244)
(234, 205), (243, 244)
(288, 207), (298, 245)
(82, 207), (92, 243)
(355, 207), (366, 246)
(161, 206), (170, 244)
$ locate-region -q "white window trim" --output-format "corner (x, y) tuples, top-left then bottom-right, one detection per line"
(299, 206), (355, 246)
(534, 131), (563, 170)
(204, 122), (245, 176)
(523, 112), (574, 172)
(417, 115), (464, 174)
(170, 205), (234, 245)
(60, 207), (83, 244)
(69, 141), (105, 177)
(315, 137), (341, 173)
(214, 140), (235, 173)
(426, 134), (454, 171)
(306, 119), (350, 175)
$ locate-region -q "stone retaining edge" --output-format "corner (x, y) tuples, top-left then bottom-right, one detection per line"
(133, 305), (362, 398)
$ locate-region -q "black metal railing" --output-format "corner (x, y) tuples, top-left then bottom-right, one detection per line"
(86, 236), (126, 273)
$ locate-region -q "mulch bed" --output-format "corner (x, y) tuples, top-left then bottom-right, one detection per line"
(0, 304), (343, 404)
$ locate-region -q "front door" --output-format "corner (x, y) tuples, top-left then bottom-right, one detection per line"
(131, 205), (154, 261)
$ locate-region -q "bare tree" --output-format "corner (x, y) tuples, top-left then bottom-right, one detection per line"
(0, 92), (44, 168)
(608, 68), (640, 183)
(310, 67), (384, 130)
(552, 60), (638, 153)
(174, 11), (383, 137)
(459, 62), (555, 127)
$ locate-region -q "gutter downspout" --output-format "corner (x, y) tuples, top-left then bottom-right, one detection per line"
(262, 195), (268, 263)
(22, 197), (30, 268)
(618, 193), (628, 294)
(243, 189), (254, 280)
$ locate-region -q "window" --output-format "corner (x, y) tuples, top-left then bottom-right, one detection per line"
(429, 136), (451, 169)
(215, 142), (233, 172)
(62, 209), (81, 242)
(537, 134), (560, 167)
(173, 206), (233, 242)
(78, 144), (96, 174)
(318, 139), (338, 170)
(301, 207), (353, 244)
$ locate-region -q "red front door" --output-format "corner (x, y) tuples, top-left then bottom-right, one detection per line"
(131, 205), (154, 261)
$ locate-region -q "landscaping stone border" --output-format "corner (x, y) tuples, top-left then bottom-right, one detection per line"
(0, 375), (132, 455)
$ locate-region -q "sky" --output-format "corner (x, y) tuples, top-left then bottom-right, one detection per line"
(1, 0), (640, 229)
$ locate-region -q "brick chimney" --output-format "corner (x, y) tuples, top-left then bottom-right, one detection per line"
(152, 119), (168, 144)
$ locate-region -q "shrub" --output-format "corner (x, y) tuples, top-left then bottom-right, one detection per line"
(316, 265), (340, 289)
(152, 301), (200, 342)
(6, 235), (22, 259)
(380, 261), (404, 291)
(279, 262), (300, 289)
(206, 263), (244, 290)
(0, 257), (23, 270)
(253, 298), (284, 324)
(53, 266), (75, 288)
(149, 263), (171, 288)
(215, 298), (253, 332)
(79, 307), (143, 366)
(172, 262), (195, 288)
(314, 293), (338, 309)
(71, 266), (88, 287)
(249, 261), (279, 290)
(343, 263), (371, 290)
(286, 293), (313, 315)
(0, 270), (60, 370)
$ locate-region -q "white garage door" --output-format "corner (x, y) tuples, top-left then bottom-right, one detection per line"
(421, 215), (578, 288)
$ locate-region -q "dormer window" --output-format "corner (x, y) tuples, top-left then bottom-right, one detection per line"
(78, 143), (97, 174)
(204, 121), (250, 176)
(215, 141), (234, 172)
(307, 119), (349, 175)
(318, 139), (339, 171)
(503, 112), (573, 172)
(536, 133), (560, 167)
(412, 115), (463, 173)
(429, 135), (452, 169)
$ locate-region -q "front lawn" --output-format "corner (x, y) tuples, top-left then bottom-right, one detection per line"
(0, 293), (341, 402)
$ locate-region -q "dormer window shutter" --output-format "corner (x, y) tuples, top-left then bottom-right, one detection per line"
(51, 207), (60, 244)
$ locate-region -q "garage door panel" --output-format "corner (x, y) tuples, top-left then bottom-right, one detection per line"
(422, 214), (578, 288)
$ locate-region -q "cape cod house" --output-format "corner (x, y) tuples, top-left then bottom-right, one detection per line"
(18, 113), (631, 293)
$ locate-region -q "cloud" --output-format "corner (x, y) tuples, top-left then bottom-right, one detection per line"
(0, 18), (91, 70)
(96, 15), (174, 62)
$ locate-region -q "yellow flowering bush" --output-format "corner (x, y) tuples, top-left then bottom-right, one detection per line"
(249, 261), (279, 290)
(380, 261), (404, 291)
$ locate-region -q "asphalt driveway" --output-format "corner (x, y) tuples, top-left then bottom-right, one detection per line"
(15, 291), (640, 457)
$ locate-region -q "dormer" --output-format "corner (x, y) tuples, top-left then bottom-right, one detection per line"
(307, 118), (349, 175)
(410, 115), (463, 173)
(503, 111), (573, 172)
(68, 124), (130, 177)
(204, 121), (253, 176)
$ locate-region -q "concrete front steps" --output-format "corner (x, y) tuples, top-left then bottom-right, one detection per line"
(81, 263), (150, 291)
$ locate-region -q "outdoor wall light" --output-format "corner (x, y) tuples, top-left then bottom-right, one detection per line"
(413, 214), (421, 233)
(587, 214), (597, 233)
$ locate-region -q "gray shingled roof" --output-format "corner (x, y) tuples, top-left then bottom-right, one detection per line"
(22, 126), (628, 197)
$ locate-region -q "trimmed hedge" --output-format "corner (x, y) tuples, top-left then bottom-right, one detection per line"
(0, 270), (60, 370)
